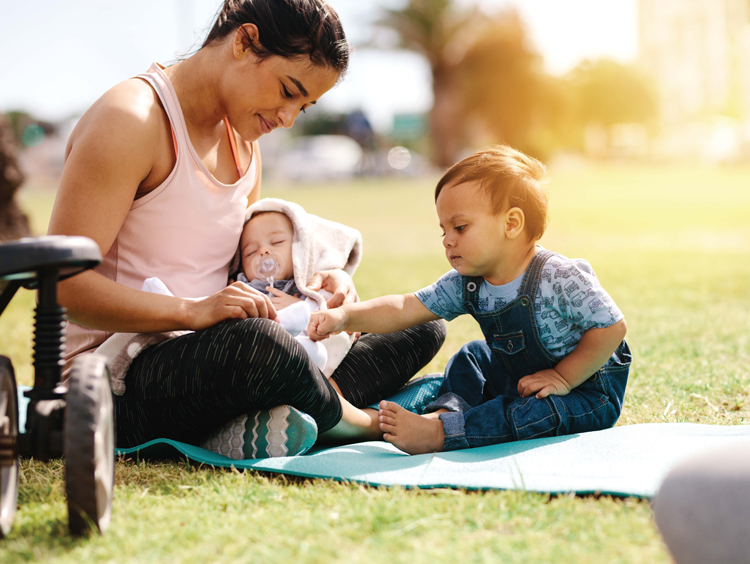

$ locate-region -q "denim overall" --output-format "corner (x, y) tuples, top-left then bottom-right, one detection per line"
(426, 249), (631, 451)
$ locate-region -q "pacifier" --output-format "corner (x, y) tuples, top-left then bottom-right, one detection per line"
(249, 251), (285, 284)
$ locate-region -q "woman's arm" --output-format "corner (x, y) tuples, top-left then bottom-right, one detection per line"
(49, 81), (276, 332)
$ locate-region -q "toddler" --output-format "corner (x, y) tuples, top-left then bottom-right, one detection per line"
(308, 145), (631, 454)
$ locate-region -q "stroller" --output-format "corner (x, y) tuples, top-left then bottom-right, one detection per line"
(0, 235), (114, 536)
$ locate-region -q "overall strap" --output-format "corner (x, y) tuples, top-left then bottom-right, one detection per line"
(518, 249), (555, 299)
(461, 275), (484, 307)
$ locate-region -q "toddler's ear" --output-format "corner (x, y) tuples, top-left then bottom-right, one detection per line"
(504, 207), (526, 239)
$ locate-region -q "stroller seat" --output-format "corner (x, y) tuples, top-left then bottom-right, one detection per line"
(0, 236), (102, 284)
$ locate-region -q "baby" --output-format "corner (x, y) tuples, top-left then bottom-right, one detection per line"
(236, 209), (330, 368)
(308, 145), (631, 455)
(233, 198), (361, 376)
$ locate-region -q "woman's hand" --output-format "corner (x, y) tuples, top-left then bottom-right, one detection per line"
(183, 281), (278, 331)
(267, 287), (303, 310)
(306, 269), (359, 308)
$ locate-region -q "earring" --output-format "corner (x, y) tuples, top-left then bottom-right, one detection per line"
(234, 38), (242, 44)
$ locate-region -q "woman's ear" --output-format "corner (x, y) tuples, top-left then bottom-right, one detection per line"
(234, 24), (260, 59)
(504, 207), (526, 240)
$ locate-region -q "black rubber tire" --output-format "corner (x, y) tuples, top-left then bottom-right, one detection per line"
(0, 356), (18, 538)
(65, 354), (114, 536)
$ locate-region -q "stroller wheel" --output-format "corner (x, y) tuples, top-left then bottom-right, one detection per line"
(0, 357), (19, 538)
(65, 355), (114, 536)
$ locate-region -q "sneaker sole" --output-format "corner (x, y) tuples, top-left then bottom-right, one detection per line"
(201, 405), (318, 460)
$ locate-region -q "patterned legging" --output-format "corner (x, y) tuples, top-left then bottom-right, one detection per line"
(114, 318), (446, 447)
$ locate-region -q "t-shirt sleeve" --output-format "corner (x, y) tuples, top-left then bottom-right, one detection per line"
(414, 270), (468, 321)
(539, 258), (623, 331)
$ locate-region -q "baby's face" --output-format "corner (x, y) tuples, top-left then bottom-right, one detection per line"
(240, 212), (295, 281)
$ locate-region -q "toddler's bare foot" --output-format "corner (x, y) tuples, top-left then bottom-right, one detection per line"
(319, 402), (382, 443)
(362, 407), (382, 439)
(378, 401), (445, 455)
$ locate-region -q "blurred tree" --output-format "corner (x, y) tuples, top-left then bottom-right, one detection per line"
(297, 111), (347, 137)
(378, 4), (655, 163)
(460, 9), (554, 160)
(5, 111), (57, 147)
(0, 113), (31, 241)
(378, 0), (484, 168)
(563, 59), (658, 156)
(5, 111), (31, 145)
(568, 59), (657, 128)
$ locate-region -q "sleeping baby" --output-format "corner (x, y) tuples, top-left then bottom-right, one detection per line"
(232, 200), (359, 374)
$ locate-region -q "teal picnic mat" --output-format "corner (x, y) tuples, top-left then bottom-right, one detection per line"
(17, 386), (750, 497)
(115, 424), (750, 498)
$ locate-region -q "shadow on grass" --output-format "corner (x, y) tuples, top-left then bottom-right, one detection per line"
(2, 516), (92, 558)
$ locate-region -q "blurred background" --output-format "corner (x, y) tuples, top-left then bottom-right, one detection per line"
(4, 0), (750, 198)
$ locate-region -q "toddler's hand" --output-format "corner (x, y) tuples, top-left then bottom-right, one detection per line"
(517, 368), (572, 399)
(267, 287), (302, 310)
(307, 309), (347, 342)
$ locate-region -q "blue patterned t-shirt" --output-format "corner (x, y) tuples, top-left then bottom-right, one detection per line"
(415, 250), (623, 357)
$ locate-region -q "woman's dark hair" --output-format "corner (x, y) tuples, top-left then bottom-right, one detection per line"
(203, 0), (349, 75)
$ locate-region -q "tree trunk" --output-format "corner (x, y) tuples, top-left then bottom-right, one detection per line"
(429, 65), (464, 169)
(0, 114), (30, 242)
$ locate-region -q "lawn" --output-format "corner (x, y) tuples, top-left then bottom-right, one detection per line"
(2, 162), (749, 562)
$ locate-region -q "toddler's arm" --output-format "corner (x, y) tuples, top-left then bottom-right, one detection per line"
(308, 294), (441, 341)
(518, 318), (627, 399)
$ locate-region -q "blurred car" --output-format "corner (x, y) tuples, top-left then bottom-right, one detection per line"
(275, 135), (363, 182)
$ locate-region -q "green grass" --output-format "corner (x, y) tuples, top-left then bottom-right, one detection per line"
(3, 162), (750, 562)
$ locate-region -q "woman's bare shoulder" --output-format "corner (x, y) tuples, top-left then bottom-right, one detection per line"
(66, 77), (170, 159)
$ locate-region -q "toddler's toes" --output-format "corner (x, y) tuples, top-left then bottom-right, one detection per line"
(379, 420), (396, 434)
(379, 411), (397, 425)
(379, 400), (403, 417)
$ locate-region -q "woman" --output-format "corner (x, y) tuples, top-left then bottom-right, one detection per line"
(49, 0), (445, 449)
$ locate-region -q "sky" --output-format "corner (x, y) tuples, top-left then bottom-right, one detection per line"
(0, 0), (638, 132)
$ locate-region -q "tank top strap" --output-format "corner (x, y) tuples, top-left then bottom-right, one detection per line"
(224, 118), (243, 179)
(135, 63), (190, 162)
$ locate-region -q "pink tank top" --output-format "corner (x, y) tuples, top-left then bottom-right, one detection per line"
(63, 63), (258, 374)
